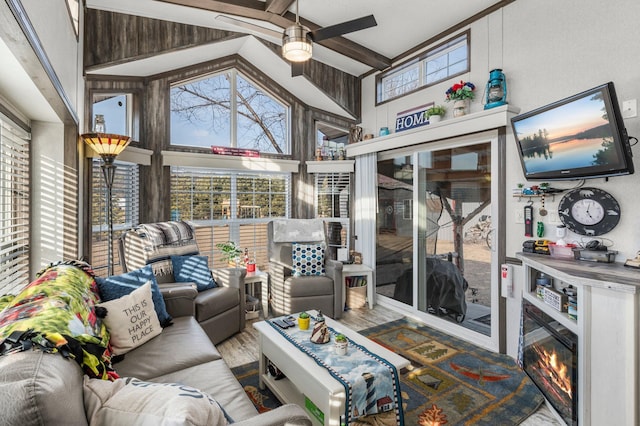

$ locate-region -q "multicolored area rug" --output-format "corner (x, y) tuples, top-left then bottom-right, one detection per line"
(232, 317), (544, 425)
(230, 362), (282, 414)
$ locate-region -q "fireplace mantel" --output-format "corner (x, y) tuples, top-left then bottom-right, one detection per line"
(517, 253), (639, 426)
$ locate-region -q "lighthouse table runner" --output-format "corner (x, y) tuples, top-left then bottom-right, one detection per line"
(267, 315), (404, 425)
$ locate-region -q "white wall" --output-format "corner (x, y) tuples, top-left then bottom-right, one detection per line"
(30, 122), (69, 274)
(21, 0), (81, 117)
(361, 0), (640, 356)
(1, 0), (84, 279)
(503, 0), (640, 260)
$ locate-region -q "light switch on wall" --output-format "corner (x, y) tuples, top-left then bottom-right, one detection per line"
(514, 208), (524, 224)
(622, 99), (637, 118)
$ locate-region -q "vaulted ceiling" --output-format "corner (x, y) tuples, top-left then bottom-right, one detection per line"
(86, 0), (512, 77)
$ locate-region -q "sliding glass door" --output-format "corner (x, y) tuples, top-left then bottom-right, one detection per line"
(376, 156), (414, 304)
(375, 132), (501, 350)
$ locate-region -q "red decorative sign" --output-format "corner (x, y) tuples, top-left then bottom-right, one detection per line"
(211, 146), (260, 157)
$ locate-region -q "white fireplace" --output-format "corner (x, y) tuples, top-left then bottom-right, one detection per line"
(522, 299), (578, 425)
(517, 253), (639, 426)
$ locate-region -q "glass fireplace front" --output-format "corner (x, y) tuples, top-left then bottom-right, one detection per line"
(522, 300), (578, 426)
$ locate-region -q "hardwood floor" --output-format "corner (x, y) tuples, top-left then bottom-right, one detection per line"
(217, 305), (404, 369)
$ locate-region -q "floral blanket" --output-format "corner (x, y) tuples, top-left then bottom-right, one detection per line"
(0, 261), (115, 379)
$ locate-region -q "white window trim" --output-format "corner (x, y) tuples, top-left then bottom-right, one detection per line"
(161, 150), (299, 173)
(306, 160), (354, 173)
(86, 145), (152, 166)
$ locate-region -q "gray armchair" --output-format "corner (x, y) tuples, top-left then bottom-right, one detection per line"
(119, 221), (246, 344)
(267, 219), (343, 319)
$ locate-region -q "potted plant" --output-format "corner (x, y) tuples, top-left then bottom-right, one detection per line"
(298, 311), (310, 330)
(426, 105), (447, 123)
(215, 241), (243, 267)
(334, 333), (348, 355)
(445, 80), (476, 117)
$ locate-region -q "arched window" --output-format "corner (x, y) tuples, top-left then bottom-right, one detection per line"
(170, 69), (290, 154)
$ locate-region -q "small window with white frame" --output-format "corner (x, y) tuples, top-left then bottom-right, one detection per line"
(377, 31), (470, 104)
(316, 122), (348, 160)
(92, 93), (134, 137)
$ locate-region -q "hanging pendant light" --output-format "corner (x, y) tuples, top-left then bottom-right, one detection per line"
(282, 0), (312, 62)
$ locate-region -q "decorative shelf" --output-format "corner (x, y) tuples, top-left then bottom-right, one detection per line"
(512, 193), (558, 202)
(346, 105), (520, 157)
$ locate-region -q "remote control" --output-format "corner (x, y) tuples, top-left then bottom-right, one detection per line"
(272, 319), (289, 329)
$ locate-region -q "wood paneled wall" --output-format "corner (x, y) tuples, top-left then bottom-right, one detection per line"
(83, 10), (237, 72)
(84, 9), (360, 226)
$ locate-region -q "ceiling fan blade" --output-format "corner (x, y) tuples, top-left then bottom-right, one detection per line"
(291, 62), (304, 77)
(310, 15), (377, 42)
(215, 15), (283, 40)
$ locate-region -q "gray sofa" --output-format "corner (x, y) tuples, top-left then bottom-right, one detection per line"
(119, 221), (246, 344)
(0, 279), (311, 425)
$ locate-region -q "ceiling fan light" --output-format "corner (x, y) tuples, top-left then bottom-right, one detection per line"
(282, 24), (312, 62)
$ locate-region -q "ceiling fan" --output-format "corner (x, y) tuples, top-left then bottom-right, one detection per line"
(216, 0), (377, 76)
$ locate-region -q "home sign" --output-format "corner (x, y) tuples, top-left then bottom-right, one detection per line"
(395, 102), (434, 133)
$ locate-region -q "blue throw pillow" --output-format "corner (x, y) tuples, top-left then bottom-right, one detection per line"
(292, 243), (325, 277)
(171, 255), (217, 292)
(96, 265), (172, 327)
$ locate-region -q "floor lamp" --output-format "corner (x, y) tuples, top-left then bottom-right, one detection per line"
(82, 133), (131, 276)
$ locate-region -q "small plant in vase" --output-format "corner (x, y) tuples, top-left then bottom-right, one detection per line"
(426, 105), (447, 123)
(298, 311), (310, 330)
(445, 80), (476, 117)
(215, 241), (243, 267)
(334, 333), (348, 355)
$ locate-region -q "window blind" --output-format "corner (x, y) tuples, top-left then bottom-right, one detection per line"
(170, 167), (290, 269)
(315, 172), (351, 252)
(91, 159), (139, 277)
(0, 118), (30, 295)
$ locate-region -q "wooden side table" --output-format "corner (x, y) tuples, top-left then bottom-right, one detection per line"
(341, 264), (374, 310)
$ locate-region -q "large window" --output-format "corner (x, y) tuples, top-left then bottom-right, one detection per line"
(170, 70), (289, 154)
(170, 167), (290, 269)
(377, 31), (470, 104)
(91, 160), (139, 276)
(0, 117), (30, 295)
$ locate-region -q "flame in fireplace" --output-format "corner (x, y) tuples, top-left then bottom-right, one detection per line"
(533, 344), (572, 399)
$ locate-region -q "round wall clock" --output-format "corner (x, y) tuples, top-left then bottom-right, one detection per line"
(558, 187), (621, 236)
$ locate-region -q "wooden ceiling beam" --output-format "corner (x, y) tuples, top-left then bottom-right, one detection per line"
(264, 0), (294, 16)
(156, 0), (390, 70)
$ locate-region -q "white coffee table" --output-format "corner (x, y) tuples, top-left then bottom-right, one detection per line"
(253, 310), (409, 426)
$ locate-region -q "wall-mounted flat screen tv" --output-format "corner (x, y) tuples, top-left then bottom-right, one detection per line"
(511, 82), (634, 181)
